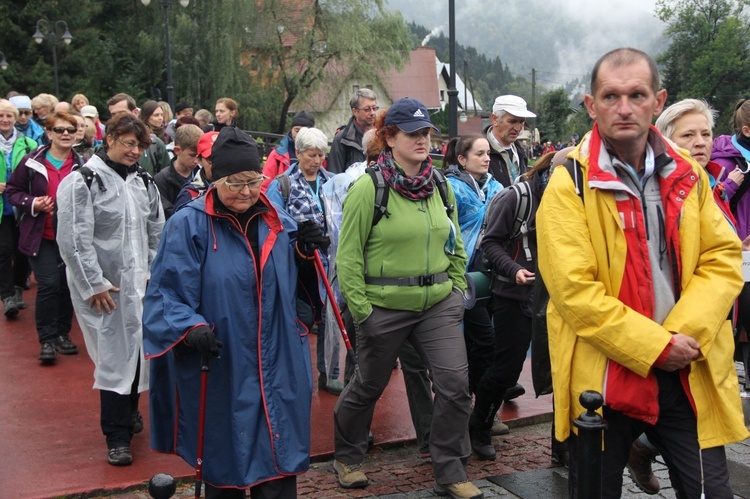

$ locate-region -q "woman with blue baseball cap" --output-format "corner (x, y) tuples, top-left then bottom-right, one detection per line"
(333, 98), (482, 499)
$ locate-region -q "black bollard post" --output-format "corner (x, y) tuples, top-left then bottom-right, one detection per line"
(148, 473), (177, 499)
(573, 390), (607, 499)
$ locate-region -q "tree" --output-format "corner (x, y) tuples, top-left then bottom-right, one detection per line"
(538, 87), (573, 142)
(251, 0), (413, 134)
(657, 0), (750, 132)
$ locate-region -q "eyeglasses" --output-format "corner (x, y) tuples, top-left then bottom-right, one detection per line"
(18, 110), (33, 116)
(356, 106), (379, 113)
(52, 126), (77, 135)
(116, 138), (142, 150)
(224, 177), (265, 192)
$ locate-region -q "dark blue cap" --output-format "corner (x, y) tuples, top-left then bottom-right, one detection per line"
(384, 97), (439, 133)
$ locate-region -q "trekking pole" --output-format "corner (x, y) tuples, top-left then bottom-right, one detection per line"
(195, 353), (210, 498)
(573, 390), (607, 499)
(312, 249), (356, 368)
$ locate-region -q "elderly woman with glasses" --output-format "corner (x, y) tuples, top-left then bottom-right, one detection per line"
(6, 111), (84, 363)
(144, 127), (322, 498)
(266, 127), (343, 395)
(56, 113), (164, 466)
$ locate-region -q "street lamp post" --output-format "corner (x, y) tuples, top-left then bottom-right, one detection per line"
(33, 20), (73, 98)
(0, 52), (8, 71)
(141, 0), (190, 111)
(447, 0), (458, 138)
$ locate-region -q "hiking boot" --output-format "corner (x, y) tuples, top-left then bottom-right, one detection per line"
(14, 287), (26, 310)
(551, 438), (570, 468)
(627, 438), (660, 495)
(318, 373), (345, 396)
(469, 424), (496, 461)
(131, 411), (144, 434)
(3, 296), (18, 319)
(107, 446), (133, 466)
(490, 418), (510, 436)
(39, 342), (56, 363)
(434, 481), (484, 498)
(54, 335), (79, 355)
(333, 459), (368, 488)
(502, 383), (525, 402)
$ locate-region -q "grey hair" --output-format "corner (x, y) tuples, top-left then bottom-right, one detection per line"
(349, 88), (378, 109)
(493, 109), (507, 119)
(295, 127), (329, 153)
(655, 99), (716, 139)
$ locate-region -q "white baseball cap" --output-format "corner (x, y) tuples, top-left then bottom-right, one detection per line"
(492, 95), (536, 118)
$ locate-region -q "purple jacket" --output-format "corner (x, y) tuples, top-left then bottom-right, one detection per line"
(711, 135), (750, 240)
(5, 145), (83, 257)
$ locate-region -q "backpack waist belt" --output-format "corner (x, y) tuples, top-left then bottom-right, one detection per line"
(365, 272), (449, 287)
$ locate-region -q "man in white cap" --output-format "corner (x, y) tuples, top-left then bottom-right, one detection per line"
(9, 95), (46, 144)
(486, 95), (536, 187)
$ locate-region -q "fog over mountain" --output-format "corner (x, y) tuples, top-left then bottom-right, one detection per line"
(386, 0), (667, 88)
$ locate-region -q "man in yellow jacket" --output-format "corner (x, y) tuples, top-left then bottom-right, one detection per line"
(537, 47), (749, 498)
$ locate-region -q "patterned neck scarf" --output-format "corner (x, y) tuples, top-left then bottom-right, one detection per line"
(377, 149), (435, 201)
(286, 165), (327, 232)
(0, 128), (18, 155)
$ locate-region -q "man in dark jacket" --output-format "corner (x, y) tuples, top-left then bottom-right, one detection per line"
(328, 88), (378, 173)
(485, 95), (536, 187)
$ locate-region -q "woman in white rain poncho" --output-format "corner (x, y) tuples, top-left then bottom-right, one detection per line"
(56, 114), (164, 466)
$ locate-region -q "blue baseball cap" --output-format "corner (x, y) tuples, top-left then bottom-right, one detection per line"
(384, 97), (439, 133)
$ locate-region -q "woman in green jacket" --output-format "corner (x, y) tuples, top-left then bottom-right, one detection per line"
(0, 99), (36, 318)
(333, 98), (482, 499)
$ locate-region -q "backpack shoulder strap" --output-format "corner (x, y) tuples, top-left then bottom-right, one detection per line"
(136, 166), (155, 191)
(432, 168), (454, 216)
(366, 166), (390, 226)
(275, 173), (291, 206)
(562, 158), (584, 203)
(76, 165), (106, 192)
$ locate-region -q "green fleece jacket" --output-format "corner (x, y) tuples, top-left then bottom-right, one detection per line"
(337, 171), (468, 323)
(1, 136), (37, 215)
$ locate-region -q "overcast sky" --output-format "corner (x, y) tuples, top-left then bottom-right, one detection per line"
(386, 0), (666, 84)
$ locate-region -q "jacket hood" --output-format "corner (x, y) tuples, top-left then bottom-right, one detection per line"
(711, 135), (741, 161)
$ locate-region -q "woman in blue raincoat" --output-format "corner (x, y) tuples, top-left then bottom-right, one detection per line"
(144, 127), (323, 498)
(444, 134), (502, 397)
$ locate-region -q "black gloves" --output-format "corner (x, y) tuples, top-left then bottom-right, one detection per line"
(185, 326), (223, 358)
(296, 220), (329, 257)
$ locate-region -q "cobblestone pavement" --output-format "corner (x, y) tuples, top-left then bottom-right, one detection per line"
(85, 419), (750, 498)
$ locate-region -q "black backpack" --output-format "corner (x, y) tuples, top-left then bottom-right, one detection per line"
(75, 164), (154, 193)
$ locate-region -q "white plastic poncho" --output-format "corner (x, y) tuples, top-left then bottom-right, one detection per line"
(56, 154), (165, 394)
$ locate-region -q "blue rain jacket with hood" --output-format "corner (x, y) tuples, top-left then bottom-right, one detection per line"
(143, 188), (312, 488)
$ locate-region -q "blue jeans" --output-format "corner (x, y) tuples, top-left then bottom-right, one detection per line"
(28, 239), (73, 343)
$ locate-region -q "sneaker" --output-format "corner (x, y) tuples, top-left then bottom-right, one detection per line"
(419, 451), (432, 464)
(54, 335), (79, 355)
(434, 480), (484, 498)
(24, 277), (31, 290)
(333, 459), (368, 488)
(39, 342), (56, 363)
(502, 383), (526, 402)
(131, 411), (144, 434)
(3, 296), (18, 319)
(318, 373), (345, 396)
(14, 287), (25, 310)
(490, 419), (510, 436)
(469, 425), (496, 461)
(107, 446), (133, 466)
(627, 438), (660, 495)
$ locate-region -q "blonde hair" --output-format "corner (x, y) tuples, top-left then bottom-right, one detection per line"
(31, 93), (60, 110)
(71, 93), (89, 109)
(175, 124), (204, 149)
(0, 99), (19, 119)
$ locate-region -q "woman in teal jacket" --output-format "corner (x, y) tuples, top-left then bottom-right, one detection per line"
(333, 98), (481, 499)
(0, 99), (37, 318)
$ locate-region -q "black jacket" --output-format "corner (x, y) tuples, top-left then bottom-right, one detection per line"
(328, 116), (365, 174)
(154, 160), (193, 219)
(485, 126), (529, 187)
